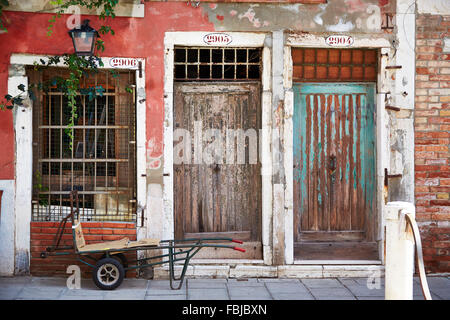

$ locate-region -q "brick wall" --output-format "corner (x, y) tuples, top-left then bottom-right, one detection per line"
(30, 221), (137, 278)
(415, 13), (450, 273)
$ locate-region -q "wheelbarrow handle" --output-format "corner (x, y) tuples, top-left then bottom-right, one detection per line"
(232, 239), (244, 244)
(233, 247), (246, 252)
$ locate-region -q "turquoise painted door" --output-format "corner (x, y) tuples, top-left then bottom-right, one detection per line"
(293, 83), (376, 242)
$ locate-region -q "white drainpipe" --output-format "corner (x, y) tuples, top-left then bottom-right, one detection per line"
(385, 201), (416, 300)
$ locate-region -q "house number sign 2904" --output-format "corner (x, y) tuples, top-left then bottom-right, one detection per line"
(325, 35), (354, 47)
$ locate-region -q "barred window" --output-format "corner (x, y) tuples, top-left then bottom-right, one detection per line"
(30, 68), (137, 222)
(174, 47), (262, 81)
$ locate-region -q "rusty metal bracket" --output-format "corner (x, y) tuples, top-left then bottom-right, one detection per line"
(384, 168), (402, 187)
(385, 105), (401, 112)
(385, 66), (402, 70)
(138, 61), (142, 78)
(381, 13), (395, 30)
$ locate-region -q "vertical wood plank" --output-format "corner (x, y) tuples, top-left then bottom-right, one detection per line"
(355, 93), (363, 231)
(330, 94), (338, 231)
(326, 94), (332, 231)
(313, 95), (319, 231)
(348, 93), (355, 230)
(336, 93), (343, 230)
(319, 94), (326, 230)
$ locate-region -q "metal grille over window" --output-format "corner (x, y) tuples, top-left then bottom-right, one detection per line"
(292, 48), (378, 82)
(174, 47), (262, 81)
(30, 68), (137, 222)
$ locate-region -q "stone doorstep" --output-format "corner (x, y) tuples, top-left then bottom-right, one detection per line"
(153, 264), (385, 279)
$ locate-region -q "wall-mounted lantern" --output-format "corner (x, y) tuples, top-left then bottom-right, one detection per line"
(68, 19), (98, 56)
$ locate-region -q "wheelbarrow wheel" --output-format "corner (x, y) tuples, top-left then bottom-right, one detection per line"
(101, 253), (128, 268)
(92, 257), (125, 290)
(101, 253), (128, 278)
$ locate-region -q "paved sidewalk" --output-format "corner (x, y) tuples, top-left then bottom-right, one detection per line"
(0, 276), (449, 300)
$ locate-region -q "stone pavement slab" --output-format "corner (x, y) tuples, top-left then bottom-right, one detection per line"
(227, 278), (265, 287)
(264, 281), (310, 295)
(228, 286), (273, 300)
(301, 278), (343, 288)
(307, 287), (355, 299)
(271, 292), (315, 300)
(145, 294), (186, 300)
(187, 279), (228, 289)
(188, 288), (229, 300)
(15, 287), (65, 300)
(344, 284), (385, 298)
(0, 275), (448, 300)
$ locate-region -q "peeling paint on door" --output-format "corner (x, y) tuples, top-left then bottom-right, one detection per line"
(293, 83), (376, 242)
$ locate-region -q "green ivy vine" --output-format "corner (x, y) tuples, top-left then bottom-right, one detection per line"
(0, 0), (120, 151)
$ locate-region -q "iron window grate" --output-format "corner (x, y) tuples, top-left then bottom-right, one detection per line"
(30, 68), (137, 222)
(174, 47), (262, 81)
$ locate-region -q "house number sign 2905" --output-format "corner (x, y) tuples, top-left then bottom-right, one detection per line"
(203, 33), (233, 46)
(325, 35), (354, 47)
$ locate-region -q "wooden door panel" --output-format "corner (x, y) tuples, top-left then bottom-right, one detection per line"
(174, 82), (262, 243)
(293, 83), (376, 242)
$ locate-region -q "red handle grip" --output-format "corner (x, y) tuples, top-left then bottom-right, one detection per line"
(232, 239), (243, 244)
(234, 247), (246, 252)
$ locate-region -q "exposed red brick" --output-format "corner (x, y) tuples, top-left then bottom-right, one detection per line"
(30, 221), (137, 277)
(415, 13), (450, 273)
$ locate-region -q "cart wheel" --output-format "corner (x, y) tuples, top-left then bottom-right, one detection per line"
(92, 257), (125, 290)
(102, 253), (128, 269)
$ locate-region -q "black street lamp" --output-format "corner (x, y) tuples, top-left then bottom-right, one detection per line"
(68, 19), (99, 56)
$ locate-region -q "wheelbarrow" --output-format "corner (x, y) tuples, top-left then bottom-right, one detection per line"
(40, 191), (246, 290)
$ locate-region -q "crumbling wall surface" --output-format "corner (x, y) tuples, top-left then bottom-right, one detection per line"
(201, 0), (393, 33)
(414, 7), (450, 273)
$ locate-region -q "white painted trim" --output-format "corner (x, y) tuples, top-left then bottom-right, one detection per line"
(164, 32), (267, 48)
(10, 54), (141, 70)
(135, 61), (148, 240)
(261, 46), (273, 266)
(286, 33), (392, 48)
(10, 71), (32, 274)
(417, 0), (450, 15)
(163, 43), (174, 243)
(377, 47), (390, 263)
(294, 260), (383, 265)
(0, 180), (16, 275)
(9, 53), (147, 273)
(163, 32), (272, 264)
(283, 45), (294, 265)
(153, 264), (385, 279)
(188, 259), (265, 265)
(284, 33), (391, 264)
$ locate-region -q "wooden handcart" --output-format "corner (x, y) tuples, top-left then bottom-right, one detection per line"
(40, 191), (246, 290)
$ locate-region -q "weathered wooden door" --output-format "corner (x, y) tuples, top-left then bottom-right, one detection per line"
(173, 82), (262, 258)
(293, 83), (377, 260)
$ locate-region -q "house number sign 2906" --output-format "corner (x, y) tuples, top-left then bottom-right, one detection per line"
(325, 35), (354, 47)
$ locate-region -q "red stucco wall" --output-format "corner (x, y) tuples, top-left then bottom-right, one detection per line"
(0, 3), (216, 179)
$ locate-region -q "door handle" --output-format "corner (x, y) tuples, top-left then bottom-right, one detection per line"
(329, 155), (336, 174)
